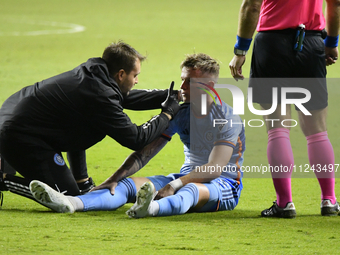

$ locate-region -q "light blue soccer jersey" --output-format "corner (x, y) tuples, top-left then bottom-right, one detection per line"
(162, 101), (245, 181)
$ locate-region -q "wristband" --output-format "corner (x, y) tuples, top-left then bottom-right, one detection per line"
(234, 47), (247, 56)
(324, 35), (339, 48)
(168, 178), (183, 192)
(234, 35), (252, 51)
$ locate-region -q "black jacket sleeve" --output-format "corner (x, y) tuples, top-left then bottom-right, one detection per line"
(91, 92), (170, 151)
(122, 89), (168, 110)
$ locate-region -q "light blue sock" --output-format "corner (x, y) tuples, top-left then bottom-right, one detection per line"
(196, 183), (220, 212)
(77, 178), (136, 211)
(156, 183), (199, 216)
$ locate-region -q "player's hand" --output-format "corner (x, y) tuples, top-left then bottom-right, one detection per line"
(91, 180), (118, 195)
(229, 55), (246, 81)
(161, 81), (181, 119)
(325, 47), (338, 66)
(154, 184), (175, 200)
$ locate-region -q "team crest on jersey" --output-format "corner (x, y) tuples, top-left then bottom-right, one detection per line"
(204, 131), (214, 142)
(54, 153), (65, 166)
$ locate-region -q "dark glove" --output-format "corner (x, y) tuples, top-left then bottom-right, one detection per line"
(161, 81), (181, 119)
(172, 90), (182, 102)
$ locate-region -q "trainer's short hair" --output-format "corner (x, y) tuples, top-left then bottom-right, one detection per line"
(180, 53), (220, 77)
(102, 41), (146, 77)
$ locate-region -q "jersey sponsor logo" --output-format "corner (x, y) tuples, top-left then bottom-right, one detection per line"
(218, 124), (225, 132)
(54, 153), (65, 166)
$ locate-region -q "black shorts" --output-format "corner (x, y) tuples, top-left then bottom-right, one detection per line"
(0, 130), (81, 195)
(249, 30), (328, 111)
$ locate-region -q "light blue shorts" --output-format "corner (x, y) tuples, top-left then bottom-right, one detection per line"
(146, 173), (242, 212)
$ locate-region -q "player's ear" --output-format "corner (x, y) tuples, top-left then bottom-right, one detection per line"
(116, 69), (126, 82)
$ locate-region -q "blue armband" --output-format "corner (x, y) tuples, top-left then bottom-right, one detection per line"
(324, 35), (339, 48)
(234, 35), (252, 51)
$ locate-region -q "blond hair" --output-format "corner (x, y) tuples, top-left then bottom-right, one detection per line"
(180, 53), (219, 77)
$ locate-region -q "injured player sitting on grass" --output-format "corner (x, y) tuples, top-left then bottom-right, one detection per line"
(30, 53), (246, 218)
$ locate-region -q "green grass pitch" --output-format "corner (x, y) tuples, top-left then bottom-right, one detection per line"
(0, 0), (339, 254)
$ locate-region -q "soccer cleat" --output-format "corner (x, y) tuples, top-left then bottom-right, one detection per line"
(0, 170), (8, 192)
(261, 201), (296, 218)
(0, 191), (3, 209)
(0, 170), (8, 209)
(126, 181), (156, 218)
(321, 199), (340, 216)
(77, 177), (96, 195)
(29, 180), (75, 213)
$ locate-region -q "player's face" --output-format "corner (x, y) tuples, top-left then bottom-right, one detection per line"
(180, 67), (196, 103)
(180, 67), (211, 103)
(119, 58), (141, 96)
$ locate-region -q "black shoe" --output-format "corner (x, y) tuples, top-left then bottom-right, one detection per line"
(77, 177), (96, 195)
(0, 170), (8, 192)
(0, 191), (3, 208)
(261, 201), (296, 218)
(0, 170), (7, 209)
(321, 199), (340, 216)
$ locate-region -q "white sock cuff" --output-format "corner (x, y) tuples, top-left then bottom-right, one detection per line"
(148, 201), (160, 216)
(67, 196), (84, 211)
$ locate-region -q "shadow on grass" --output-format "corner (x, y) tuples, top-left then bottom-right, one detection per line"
(1, 205), (336, 222)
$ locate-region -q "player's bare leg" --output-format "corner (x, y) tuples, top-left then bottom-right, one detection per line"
(298, 108), (327, 136)
(191, 183), (210, 210)
(261, 104), (292, 131)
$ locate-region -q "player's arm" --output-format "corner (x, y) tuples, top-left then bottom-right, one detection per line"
(155, 145), (233, 199)
(91, 136), (169, 194)
(325, 0), (340, 66)
(229, 0), (263, 80)
(184, 145), (233, 182)
(237, 0), (263, 38)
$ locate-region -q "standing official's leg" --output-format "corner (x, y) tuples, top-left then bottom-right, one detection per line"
(298, 108), (338, 215)
(260, 105), (295, 215)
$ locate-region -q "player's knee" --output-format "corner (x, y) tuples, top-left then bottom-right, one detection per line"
(171, 183), (199, 214)
(181, 183), (200, 201)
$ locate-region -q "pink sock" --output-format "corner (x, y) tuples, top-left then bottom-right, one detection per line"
(267, 128), (294, 208)
(307, 131), (336, 204)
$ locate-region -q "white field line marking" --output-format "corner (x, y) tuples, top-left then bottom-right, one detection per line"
(0, 20), (86, 36)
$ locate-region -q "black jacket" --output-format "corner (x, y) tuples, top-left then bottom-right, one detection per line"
(0, 58), (169, 151)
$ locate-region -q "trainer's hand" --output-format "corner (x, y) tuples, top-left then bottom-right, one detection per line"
(91, 180), (118, 195)
(154, 184), (175, 200)
(161, 81), (180, 119)
(169, 88), (183, 102)
(325, 47), (338, 66)
(229, 55), (246, 81)
(171, 89), (183, 102)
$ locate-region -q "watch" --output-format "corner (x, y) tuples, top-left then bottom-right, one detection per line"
(234, 47), (247, 56)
